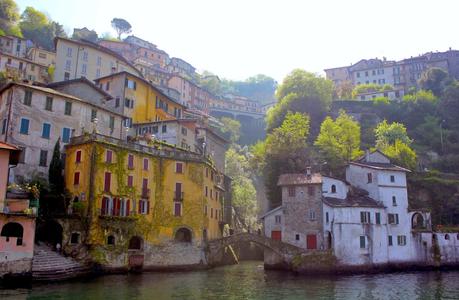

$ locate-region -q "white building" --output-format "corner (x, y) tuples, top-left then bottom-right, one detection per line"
(261, 151), (448, 267)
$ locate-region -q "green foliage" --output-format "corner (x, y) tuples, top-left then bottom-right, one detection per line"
(19, 6), (67, 50)
(0, 0), (21, 36)
(111, 18), (131, 40)
(351, 83), (394, 99)
(375, 120), (412, 148)
(219, 117), (241, 143)
(315, 111), (363, 174)
(419, 68), (452, 97)
(381, 139), (417, 170)
(334, 80), (353, 99)
(403, 89), (437, 103)
(48, 139), (64, 194)
(267, 69), (333, 138)
(373, 96), (390, 105)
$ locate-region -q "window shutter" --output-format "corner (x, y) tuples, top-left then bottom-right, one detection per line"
(133, 81), (137, 90)
(125, 78), (128, 87)
(147, 201), (150, 214)
(76, 150), (81, 163)
(126, 200), (130, 216)
(101, 197), (107, 215)
(138, 200), (142, 214)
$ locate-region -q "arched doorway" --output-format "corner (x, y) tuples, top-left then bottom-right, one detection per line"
(326, 231), (333, 249)
(1, 222), (24, 246)
(175, 227), (192, 243)
(37, 220), (63, 246)
(412, 213), (425, 229)
(128, 236), (143, 250)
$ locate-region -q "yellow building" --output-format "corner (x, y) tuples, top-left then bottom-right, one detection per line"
(63, 133), (225, 269)
(94, 71), (186, 127)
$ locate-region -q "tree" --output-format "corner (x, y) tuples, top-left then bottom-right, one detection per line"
(266, 69), (333, 138)
(315, 111), (363, 174)
(403, 89), (437, 104)
(351, 83), (394, 99)
(48, 139), (64, 194)
(418, 68), (452, 97)
(220, 117), (241, 143)
(111, 18), (131, 40)
(375, 120), (412, 148)
(0, 0), (21, 36)
(334, 80), (353, 99)
(381, 139), (417, 170)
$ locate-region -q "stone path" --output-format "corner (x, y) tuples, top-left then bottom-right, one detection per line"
(32, 245), (91, 281)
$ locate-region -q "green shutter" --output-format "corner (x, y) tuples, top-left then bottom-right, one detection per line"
(360, 236), (366, 248)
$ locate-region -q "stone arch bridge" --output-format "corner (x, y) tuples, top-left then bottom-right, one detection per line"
(206, 233), (306, 266)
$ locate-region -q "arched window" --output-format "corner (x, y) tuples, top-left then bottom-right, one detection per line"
(331, 185), (336, 194)
(175, 228), (192, 243)
(1, 222), (24, 246)
(107, 235), (115, 245)
(70, 232), (80, 244)
(445, 234), (450, 240)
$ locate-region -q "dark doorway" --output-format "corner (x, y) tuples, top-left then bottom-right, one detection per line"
(175, 228), (192, 243)
(37, 220), (63, 246)
(128, 236), (143, 250)
(1, 222), (24, 245)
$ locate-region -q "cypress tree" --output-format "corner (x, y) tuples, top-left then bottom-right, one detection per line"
(48, 138), (64, 194)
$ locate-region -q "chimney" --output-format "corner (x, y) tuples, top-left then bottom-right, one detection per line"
(306, 166), (312, 180)
(365, 150), (370, 162)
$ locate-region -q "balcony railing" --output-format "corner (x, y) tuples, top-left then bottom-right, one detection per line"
(174, 191), (184, 201)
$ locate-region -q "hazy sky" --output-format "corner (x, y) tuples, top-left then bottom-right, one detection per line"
(17, 0), (459, 82)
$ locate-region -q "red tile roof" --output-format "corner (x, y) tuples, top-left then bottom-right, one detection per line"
(0, 141), (19, 151)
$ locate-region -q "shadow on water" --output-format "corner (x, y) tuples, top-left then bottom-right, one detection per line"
(1, 262), (459, 299)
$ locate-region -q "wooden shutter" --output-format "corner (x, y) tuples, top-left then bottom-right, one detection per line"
(147, 201), (150, 214)
(138, 200), (142, 214)
(104, 172), (111, 192)
(126, 200), (130, 216)
(76, 150), (81, 163)
(101, 197), (107, 215)
(74, 172), (80, 185)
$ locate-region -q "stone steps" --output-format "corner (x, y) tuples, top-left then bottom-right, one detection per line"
(32, 245), (91, 281)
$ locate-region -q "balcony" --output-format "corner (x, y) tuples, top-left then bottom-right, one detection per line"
(2, 191), (38, 216)
(174, 191), (184, 201)
(141, 188), (150, 198)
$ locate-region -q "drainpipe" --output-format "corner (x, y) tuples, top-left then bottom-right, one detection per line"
(74, 46), (81, 79)
(87, 142), (96, 231)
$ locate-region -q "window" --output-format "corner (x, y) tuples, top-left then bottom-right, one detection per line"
(18, 148), (26, 163)
(45, 97), (53, 111)
(388, 235), (393, 246)
(174, 202), (182, 217)
(126, 79), (137, 90)
(104, 172), (111, 192)
(62, 127), (71, 143)
(360, 211), (371, 224)
(309, 209), (316, 221)
(73, 172), (80, 185)
(375, 212), (381, 225)
(75, 150), (82, 163)
(23, 90), (32, 106)
(308, 186), (314, 196)
(109, 116), (115, 131)
(205, 186), (208, 197)
(67, 47), (72, 57)
(1, 119), (6, 134)
(397, 235), (406, 246)
(42, 123), (51, 139)
(64, 72), (70, 81)
(367, 173), (373, 183)
(331, 185), (336, 193)
(70, 233), (80, 244)
(65, 60), (71, 71)
(181, 127), (187, 135)
(162, 125), (167, 133)
(288, 186), (295, 197)
(97, 56), (102, 66)
(176, 162), (183, 173)
(127, 175), (133, 187)
(356, 72), (360, 78)
(96, 69), (100, 78)
(128, 154), (134, 169)
(65, 101), (72, 115)
(388, 213), (399, 225)
(105, 82), (110, 91)
(82, 51), (88, 61)
(275, 215), (281, 224)
(19, 118), (29, 134)
(125, 98), (134, 108)
(392, 196), (397, 206)
(139, 199), (149, 214)
(81, 64), (87, 74)
(360, 236), (366, 249)
(326, 212), (329, 223)
(39, 150), (48, 167)
(390, 175), (395, 183)
(91, 109), (97, 122)
(106, 150), (113, 163)
(175, 182), (182, 201)
(107, 236), (115, 245)
(295, 234), (300, 241)
(445, 234), (450, 240)
(143, 158), (149, 170)
(115, 97), (120, 108)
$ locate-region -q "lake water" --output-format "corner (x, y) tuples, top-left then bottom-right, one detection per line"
(1, 261), (459, 299)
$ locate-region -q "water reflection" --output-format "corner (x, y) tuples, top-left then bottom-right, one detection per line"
(1, 262), (459, 299)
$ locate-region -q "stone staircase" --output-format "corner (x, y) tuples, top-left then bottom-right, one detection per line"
(32, 245), (91, 281)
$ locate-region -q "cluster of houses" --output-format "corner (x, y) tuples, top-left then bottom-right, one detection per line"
(0, 33), (241, 278)
(261, 150), (459, 268)
(325, 49), (459, 101)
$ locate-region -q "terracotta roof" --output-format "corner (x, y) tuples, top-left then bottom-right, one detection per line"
(0, 141), (19, 151)
(277, 173), (322, 186)
(323, 188), (384, 208)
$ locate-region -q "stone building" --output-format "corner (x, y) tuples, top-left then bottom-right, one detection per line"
(0, 81), (124, 181)
(53, 37), (142, 82)
(0, 52), (51, 83)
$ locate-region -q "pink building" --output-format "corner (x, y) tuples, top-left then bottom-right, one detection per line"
(0, 142), (36, 279)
